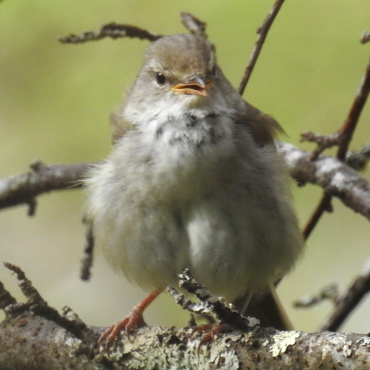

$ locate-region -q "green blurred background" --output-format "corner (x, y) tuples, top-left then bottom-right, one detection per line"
(1, 0), (370, 333)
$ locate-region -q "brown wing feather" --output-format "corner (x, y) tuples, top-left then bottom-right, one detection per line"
(237, 101), (286, 147)
(110, 104), (134, 144)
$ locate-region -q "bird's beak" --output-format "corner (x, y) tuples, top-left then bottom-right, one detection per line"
(171, 75), (211, 97)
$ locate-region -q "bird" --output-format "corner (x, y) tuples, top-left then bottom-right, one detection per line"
(84, 33), (304, 344)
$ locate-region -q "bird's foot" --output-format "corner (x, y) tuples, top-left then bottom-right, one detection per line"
(97, 289), (161, 349)
(97, 308), (147, 349)
(193, 323), (233, 347)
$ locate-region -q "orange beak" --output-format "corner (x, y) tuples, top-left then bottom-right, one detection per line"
(171, 75), (211, 97)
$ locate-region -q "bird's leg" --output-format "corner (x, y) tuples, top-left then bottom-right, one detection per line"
(98, 289), (161, 347)
(193, 323), (233, 347)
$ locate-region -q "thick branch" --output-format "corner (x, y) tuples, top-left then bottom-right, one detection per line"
(1, 257), (370, 369)
(278, 142), (370, 220)
(1, 310), (369, 369)
(2, 145), (370, 222)
(0, 161), (92, 212)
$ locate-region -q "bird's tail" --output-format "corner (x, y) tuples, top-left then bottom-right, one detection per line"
(234, 285), (293, 330)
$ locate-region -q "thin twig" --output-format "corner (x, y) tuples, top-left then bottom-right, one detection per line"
(59, 22), (162, 44)
(302, 194), (332, 239)
(0, 281), (17, 311)
(336, 57), (370, 161)
(238, 0), (286, 95)
(293, 283), (338, 308)
(360, 30), (370, 44)
(346, 143), (370, 171)
(80, 220), (95, 281)
(302, 57), (370, 239)
(300, 132), (341, 161)
(181, 12), (207, 38)
(320, 259), (370, 331)
(4, 262), (45, 304)
(3, 263), (97, 343)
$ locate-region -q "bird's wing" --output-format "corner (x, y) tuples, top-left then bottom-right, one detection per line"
(236, 100), (286, 147)
(110, 103), (135, 144)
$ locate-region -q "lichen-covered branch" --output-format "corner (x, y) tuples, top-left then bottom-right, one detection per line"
(1, 263), (370, 369)
(1, 306), (370, 369)
(278, 142), (370, 221)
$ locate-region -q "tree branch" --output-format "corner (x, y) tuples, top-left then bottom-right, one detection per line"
(0, 161), (92, 213)
(278, 142), (370, 221)
(180, 12), (207, 38)
(1, 266), (370, 369)
(2, 145), (370, 222)
(301, 56), (370, 238)
(238, 0), (286, 95)
(59, 23), (162, 44)
(320, 258), (370, 331)
(361, 30), (370, 44)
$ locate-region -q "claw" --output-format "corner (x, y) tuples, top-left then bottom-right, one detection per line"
(192, 323), (233, 349)
(97, 289), (161, 350)
(98, 310), (147, 348)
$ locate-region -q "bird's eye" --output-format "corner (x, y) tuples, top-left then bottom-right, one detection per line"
(155, 72), (166, 86)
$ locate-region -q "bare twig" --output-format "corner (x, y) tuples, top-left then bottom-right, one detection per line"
(181, 12), (207, 38)
(238, 0), (286, 95)
(336, 57), (370, 161)
(0, 281), (17, 312)
(0, 162), (92, 212)
(80, 220), (95, 281)
(4, 262), (45, 305)
(3, 263), (97, 344)
(346, 143), (370, 171)
(302, 56), (370, 239)
(301, 132), (341, 160)
(293, 283), (339, 308)
(302, 194), (332, 239)
(361, 30), (370, 44)
(320, 258), (370, 331)
(59, 22), (162, 44)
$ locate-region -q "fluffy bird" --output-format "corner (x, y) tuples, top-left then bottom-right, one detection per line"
(85, 34), (304, 343)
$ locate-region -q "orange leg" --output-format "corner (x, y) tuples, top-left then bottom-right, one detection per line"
(193, 323), (233, 346)
(98, 289), (161, 348)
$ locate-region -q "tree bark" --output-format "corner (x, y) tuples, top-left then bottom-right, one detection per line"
(1, 309), (370, 369)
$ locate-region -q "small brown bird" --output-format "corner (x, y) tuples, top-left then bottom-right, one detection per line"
(85, 34), (304, 344)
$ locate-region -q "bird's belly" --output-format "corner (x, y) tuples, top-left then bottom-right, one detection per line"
(93, 129), (301, 302)
(101, 188), (284, 301)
